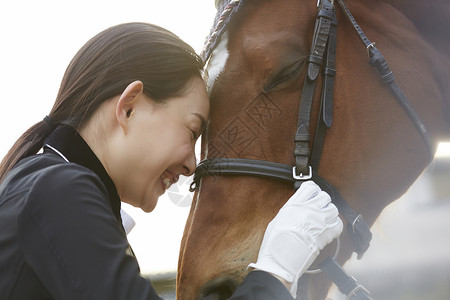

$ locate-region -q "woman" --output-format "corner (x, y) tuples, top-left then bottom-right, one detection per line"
(0, 22), (342, 299)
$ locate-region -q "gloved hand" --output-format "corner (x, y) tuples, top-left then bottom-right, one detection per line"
(248, 180), (343, 297)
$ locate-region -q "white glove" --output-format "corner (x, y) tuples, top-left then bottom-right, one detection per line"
(248, 180), (343, 297)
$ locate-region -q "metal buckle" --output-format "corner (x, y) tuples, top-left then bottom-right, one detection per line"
(346, 283), (372, 300)
(366, 42), (376, 57)
(292, 166), (313, 180)
(352, 214), (362, 234)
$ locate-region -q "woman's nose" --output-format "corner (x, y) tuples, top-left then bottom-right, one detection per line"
(183, 152), (197, 176)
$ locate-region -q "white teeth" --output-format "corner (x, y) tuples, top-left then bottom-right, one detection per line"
(163, 178), (171, 189)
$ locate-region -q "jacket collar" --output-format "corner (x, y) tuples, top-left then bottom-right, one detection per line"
(44, 125), (122, 222)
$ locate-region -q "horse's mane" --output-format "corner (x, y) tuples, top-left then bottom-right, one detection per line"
(201, 0), (248, 62)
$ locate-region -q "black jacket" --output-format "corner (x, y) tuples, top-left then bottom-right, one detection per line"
(0, 125), (292, 300)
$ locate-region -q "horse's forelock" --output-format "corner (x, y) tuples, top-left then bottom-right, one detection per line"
(202, 0), (248, 62)
(215, 0), (226, 8)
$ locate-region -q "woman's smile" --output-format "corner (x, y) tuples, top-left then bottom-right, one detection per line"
(160, 170), (179, 191)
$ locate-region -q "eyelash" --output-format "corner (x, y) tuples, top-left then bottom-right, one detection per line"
(264, 59), (306, 92)
(191, 130), (198, 140)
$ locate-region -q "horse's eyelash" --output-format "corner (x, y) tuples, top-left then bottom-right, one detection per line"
(265, 59), (306, 91)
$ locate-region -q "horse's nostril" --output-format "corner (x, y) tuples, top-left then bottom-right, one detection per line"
(198, 277), (237, 300)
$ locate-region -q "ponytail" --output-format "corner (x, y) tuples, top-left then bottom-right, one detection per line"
(0, 116), (57, 183)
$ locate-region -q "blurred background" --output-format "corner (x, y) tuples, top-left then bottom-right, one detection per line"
(332, 152), (450, 300)
(1, 1), (449, 299)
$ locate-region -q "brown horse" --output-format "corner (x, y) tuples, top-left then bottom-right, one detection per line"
(177, 0), (450, 299)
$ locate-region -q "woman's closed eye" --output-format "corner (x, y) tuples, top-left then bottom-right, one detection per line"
(188, 113), (207, 141)
(191, 129), (199, 140)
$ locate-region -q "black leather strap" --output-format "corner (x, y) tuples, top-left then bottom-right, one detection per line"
(191, 158), (372, 259)
(191, 158), (296, 187)
(312, 173), (372, 258)
(320, 257), (374, 299)
(295, 0), (335, 176)
(310, 10), (338, 170)
(336, 0), (433, 160)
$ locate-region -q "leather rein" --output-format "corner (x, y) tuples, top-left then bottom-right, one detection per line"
(191, 0), (432, 298)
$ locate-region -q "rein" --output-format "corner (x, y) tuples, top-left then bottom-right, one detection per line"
(336, 0), (433, 159)
(193, 0), (432, 298)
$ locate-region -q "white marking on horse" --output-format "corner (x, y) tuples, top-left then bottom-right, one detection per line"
(203, 32), (229, 159)
(205, 32), (229, 94)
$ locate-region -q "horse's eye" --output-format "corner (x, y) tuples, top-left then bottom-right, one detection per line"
(264, 59), (306, 91)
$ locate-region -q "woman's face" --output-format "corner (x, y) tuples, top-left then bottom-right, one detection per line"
(116, 77), (209, 212)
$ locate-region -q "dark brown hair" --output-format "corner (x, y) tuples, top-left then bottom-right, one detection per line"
(0, 22), (204, 182)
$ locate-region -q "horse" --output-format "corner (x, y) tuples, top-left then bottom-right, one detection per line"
(177, 0), (450, 299)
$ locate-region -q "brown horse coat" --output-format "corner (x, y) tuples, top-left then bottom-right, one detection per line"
(177, 0), (450, 299)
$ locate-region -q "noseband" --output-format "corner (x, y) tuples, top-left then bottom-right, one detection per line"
(192, 0), (432, 298)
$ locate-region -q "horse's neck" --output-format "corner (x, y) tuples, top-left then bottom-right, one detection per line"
(375, 0), (450, 137)
(378, 0), (450, 56)
(400, 0), (450, 137)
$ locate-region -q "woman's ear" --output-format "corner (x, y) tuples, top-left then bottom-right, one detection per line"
(116, 80), (144, 131)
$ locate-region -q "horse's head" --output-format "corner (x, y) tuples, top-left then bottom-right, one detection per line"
(177, 0), (449, 299)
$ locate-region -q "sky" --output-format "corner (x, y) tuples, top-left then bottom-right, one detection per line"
(0, 0), (216, 275)
(1, 0), (449, 277)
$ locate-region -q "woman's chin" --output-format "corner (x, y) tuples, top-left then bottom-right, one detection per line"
(140, 194), (159, 213)
(141, 202), (157, 213)
(121, 193), (158, 213)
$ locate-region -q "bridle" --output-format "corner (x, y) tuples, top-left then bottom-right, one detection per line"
(191, 0), (433, 299)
